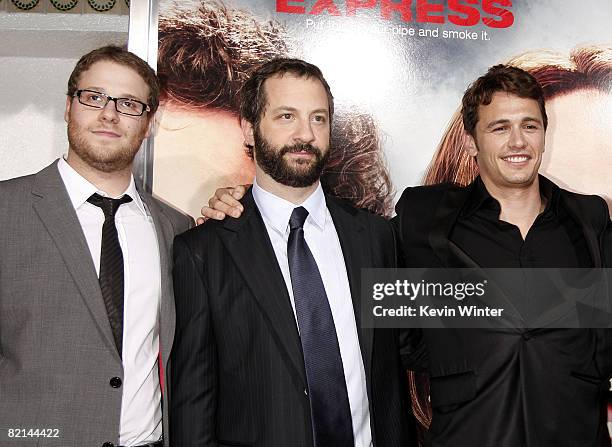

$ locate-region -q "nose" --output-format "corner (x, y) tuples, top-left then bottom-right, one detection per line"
(293, 118), (315, 144)
(98, 98), (120, 122)
(508, 126), (527, 149)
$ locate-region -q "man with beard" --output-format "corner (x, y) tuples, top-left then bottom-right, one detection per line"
(202, 64), (612, 446)
(0, 46), (192, 447)
(170, 58), (417, 447)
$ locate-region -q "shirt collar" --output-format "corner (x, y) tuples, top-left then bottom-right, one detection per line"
(57, 157), (147, 216)
(462, 174), (560, 218)
(252, 177), (327, 235)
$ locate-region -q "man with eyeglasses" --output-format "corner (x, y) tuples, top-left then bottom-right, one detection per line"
(0, 46), (191, 447)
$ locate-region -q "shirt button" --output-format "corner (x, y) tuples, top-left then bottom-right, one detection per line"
(102, 443), (114, 447)
(109, 377), (122, 388)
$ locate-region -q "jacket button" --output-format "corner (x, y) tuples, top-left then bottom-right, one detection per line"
(102, 443), (114, 447)
(304, 388), (308, 397)
(109, 377), (122, 388)
(522, 332), (531, 341)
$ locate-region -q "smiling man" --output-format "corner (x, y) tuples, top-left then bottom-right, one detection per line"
(0, 46), (192, 447)
(395, 64), (611, 446)
(204, 64), (611, 446)
(170, 58), (417, 447)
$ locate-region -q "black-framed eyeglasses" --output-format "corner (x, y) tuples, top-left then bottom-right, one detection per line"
(73, 89), (150, 117)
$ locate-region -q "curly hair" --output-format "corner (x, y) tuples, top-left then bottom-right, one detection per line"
(322, 106), (394, 217)
(158, 1), (290, 113)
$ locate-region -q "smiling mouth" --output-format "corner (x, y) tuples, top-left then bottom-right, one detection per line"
(502, 155), (531, 163)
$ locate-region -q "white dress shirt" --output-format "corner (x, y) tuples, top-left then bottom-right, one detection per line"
(252, 178), (373, 447)
(58, 158), (162, 446)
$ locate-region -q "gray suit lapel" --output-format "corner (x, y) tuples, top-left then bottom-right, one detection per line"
(31, 162), (119, 360)
(138, 192), (176, 371)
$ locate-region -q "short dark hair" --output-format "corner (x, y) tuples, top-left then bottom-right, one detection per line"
(240, 58), (334, 155)
(461, 64), (547, 137)
(67, 45), (160, 115)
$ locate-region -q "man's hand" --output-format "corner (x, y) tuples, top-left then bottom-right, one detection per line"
(197, 185), (249, 224)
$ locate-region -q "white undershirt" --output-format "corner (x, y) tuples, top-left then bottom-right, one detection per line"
(58, 158), (162, 446)
(252, 178), (372, 447)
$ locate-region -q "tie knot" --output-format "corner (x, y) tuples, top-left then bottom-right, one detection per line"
(289, 206), (309, 231)
(87, 193), (132, 218)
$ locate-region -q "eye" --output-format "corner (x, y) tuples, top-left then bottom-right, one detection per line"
(524, 123), (539, 130)
(312, 115), (327, 123)
(492, 126), (506, 132)
(83, 92), (105, 103)
(280, 113), (293, 120)
(119, 99), (139, 110)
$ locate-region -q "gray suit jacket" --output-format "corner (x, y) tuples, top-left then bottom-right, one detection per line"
(0, 160), (192, 446)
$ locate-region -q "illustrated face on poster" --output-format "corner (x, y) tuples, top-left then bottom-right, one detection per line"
(154, 0), (612, 218)
(542, 89), (612, 201)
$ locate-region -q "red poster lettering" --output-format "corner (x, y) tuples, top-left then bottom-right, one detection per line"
(381, 0), (413, 21)
(276, 0), (306, 14)
(482, 0), (514, 28)
(416, 0), (445, 24)
(310, 0), (342, 15)
(347, 0), (377, 16)
(448, 0), (480, 26)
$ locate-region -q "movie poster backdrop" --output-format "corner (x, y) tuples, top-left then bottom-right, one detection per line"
(151, 0), (612, 434)
(153, 0), (612, 219)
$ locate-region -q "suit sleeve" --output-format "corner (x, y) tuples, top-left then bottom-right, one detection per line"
(170, 234), (217, 447)
(390, 194), (429, 372)
(390, 215), (406, 269)
(596, 213), (612, 378)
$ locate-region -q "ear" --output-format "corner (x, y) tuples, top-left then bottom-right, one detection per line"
(64, 96), (72, 123)
(465, 133), (478, 157)
(241, 118), (255, 147)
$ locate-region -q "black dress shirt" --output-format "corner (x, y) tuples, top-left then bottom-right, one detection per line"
(450, 176), (592, 268)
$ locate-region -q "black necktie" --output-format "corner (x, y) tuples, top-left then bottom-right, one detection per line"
(287, 206), (354, 447)
(87, 193), (132, 357)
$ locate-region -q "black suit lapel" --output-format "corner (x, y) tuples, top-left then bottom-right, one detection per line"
(326, 197), (374, 383)
(429, 185), (525, 324)
(218, 190), (307, 386)
(429, 186), (480, 268)
(561, 192), (604, 267)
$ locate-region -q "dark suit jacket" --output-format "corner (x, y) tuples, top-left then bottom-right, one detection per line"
(395, 178), (611, 447)
(170, 189), (417, 447)
(0, 161), (192, 446)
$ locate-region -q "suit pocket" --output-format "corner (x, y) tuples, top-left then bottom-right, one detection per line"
(430, 370), (477, 414)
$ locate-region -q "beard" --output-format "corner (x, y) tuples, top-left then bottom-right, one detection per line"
(67, 119), (146, 173)
(253, 127), (329, 188)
